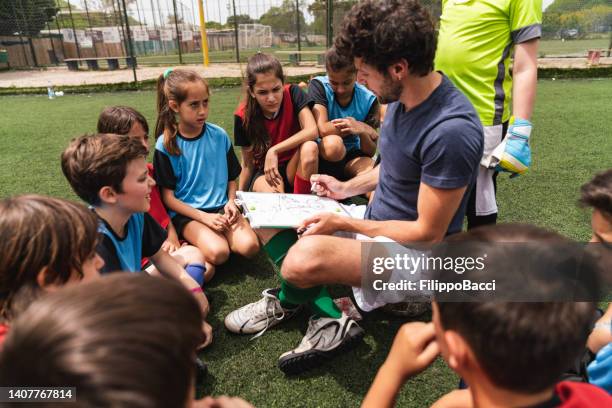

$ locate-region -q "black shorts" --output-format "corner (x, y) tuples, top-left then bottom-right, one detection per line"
(318, 149), (371, 181)
(171, 206), (224, 238)
(248, 162), (292, 192)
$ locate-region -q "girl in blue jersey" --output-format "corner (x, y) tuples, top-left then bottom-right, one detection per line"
(153, 69), (260, 274)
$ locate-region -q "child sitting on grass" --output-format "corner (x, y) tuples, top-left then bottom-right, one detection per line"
(61, 133), (212, 347)
(97, 106), (211, 284)
(362, 224), (612, 408)
(154, 69), (260, 274)
(0, 194), (103, 346)
(0, 273), (253, 408)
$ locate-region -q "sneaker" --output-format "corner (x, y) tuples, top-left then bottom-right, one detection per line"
(224, 288), (301, 338)
(278, 314), (364, 375)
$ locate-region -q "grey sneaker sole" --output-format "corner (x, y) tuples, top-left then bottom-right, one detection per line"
(278, 325), (364, 375)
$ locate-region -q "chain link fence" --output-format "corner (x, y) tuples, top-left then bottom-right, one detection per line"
(0, 1), (610, 70)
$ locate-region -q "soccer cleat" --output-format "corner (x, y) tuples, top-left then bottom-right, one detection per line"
(491, 118), (532, 175)
(278, 314), (364, 375)
(224, 288), (301, 338)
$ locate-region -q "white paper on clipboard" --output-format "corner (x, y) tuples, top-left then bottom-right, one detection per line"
(235, 191), (353, 229)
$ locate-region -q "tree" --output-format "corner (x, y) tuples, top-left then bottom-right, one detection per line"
(205, 21), (225, 30)
(0, 0), (58, 36)
(227, 14), (254, 26)
(167, 13), (184, 25)
(259, 0), (307, 33)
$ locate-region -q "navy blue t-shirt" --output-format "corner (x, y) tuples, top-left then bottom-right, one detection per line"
(365, 75), (483, 236)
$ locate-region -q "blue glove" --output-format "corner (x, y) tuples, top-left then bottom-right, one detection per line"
(588, 342), (612, 393)
(490, 118), (532, 176)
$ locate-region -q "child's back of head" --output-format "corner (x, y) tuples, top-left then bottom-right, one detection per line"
(0, 273), (203, 408)
(434, 224), (600, 395)
(0, 194), (101, 323)
(61, 133), (148, 206)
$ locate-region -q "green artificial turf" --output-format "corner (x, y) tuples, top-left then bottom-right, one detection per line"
(0, 78), (610, 407)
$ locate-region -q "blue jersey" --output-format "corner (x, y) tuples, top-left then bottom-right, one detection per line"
(309, 76), (377, 152)
(96, 212), (167, 273)
(154, 123), (241, 216)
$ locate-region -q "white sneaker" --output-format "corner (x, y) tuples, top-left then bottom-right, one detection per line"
(224, 288), (301, 338)
(278, 313), (364, 374)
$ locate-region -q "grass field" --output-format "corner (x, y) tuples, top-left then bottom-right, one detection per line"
(126, 39), (612, 66)
(1, 78), (611, 406)
(539, 38), (610, 57)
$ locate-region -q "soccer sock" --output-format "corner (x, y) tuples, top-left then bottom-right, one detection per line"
(262, 229), (298, 268)
(310, 287), (342, 319)
(293, 173), (311, 194)
(279, 280), (342, 319)
(185, 263), (206, 287)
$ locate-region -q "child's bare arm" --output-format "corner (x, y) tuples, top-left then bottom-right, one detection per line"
(312, 104), (342, 137)
(150, 249), (210, 319)
(362, 322), (440, 408)
(238, 148), (255, 192)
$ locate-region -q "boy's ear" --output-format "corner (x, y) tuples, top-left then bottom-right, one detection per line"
(444, 330), (472, 372)
(98, 186), (118, 205)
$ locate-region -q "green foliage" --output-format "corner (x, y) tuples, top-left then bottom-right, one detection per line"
(0, 0), (58, 36)
(227, 14), (255, 26)
(259, 0), (307, 33)
(543, 2), (612, 38)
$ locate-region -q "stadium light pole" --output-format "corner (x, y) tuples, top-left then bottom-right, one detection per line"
(231, 0), (239, 63)
(197, 0), (210, 66)
(326, 0), (333, 48)
(172, 0), (184, 64)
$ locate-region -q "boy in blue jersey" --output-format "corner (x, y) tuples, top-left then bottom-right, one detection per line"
(61, 133), (212, 347)
(310, 47), (380, 181)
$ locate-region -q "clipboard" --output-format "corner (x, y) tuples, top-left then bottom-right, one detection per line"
(235, 191), (352, 229)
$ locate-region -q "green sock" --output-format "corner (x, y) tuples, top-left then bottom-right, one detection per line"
(279, 278), (320, 309)
(310, 287), (342, 319)
(279, 280), (342, 319)
(263, 229), (298, 268)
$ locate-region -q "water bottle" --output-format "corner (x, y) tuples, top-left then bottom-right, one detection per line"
(47, 82), (55, 100)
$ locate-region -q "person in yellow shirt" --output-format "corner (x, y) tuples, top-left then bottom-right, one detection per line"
(435, 0), (541, 229)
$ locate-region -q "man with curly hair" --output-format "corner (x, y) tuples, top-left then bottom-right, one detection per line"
(224, 0), (484, 375)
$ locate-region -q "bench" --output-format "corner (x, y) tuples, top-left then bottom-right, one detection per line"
(64, 56), (137, 71)
(274, 50), (326, 66)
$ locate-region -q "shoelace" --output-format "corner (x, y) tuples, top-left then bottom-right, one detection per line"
(250, 293), (286, 340)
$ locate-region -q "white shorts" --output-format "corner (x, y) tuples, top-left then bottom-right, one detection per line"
(333, 205), (399, 312)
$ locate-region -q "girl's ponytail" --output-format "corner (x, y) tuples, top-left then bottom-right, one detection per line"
(155, 69), (208, 156)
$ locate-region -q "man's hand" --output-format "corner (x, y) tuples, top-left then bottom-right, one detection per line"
(264, 148), (282, 187)
(331, 117), (365, 136)
(310, 174), (349, 200)
(201, 212), (230, 233)
(300, 212), (345, 236)
(223, 201), (240, 225)
(381, 322), (440, 380)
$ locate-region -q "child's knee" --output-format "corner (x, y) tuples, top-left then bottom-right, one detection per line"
(208, 242), (230, 265)
(234, 233), (261, 258)
(300, 141), (319, 166)
(204, 262), (216, 282)
(320, 137), (345, 162)
(180, 245), (206, 265)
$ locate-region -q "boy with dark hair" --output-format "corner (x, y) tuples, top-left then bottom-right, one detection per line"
(363, 224), (611, 407)
(582, 169), (612, 392)
(310, 47), (380, 181)
(61, 133), (212, 347)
